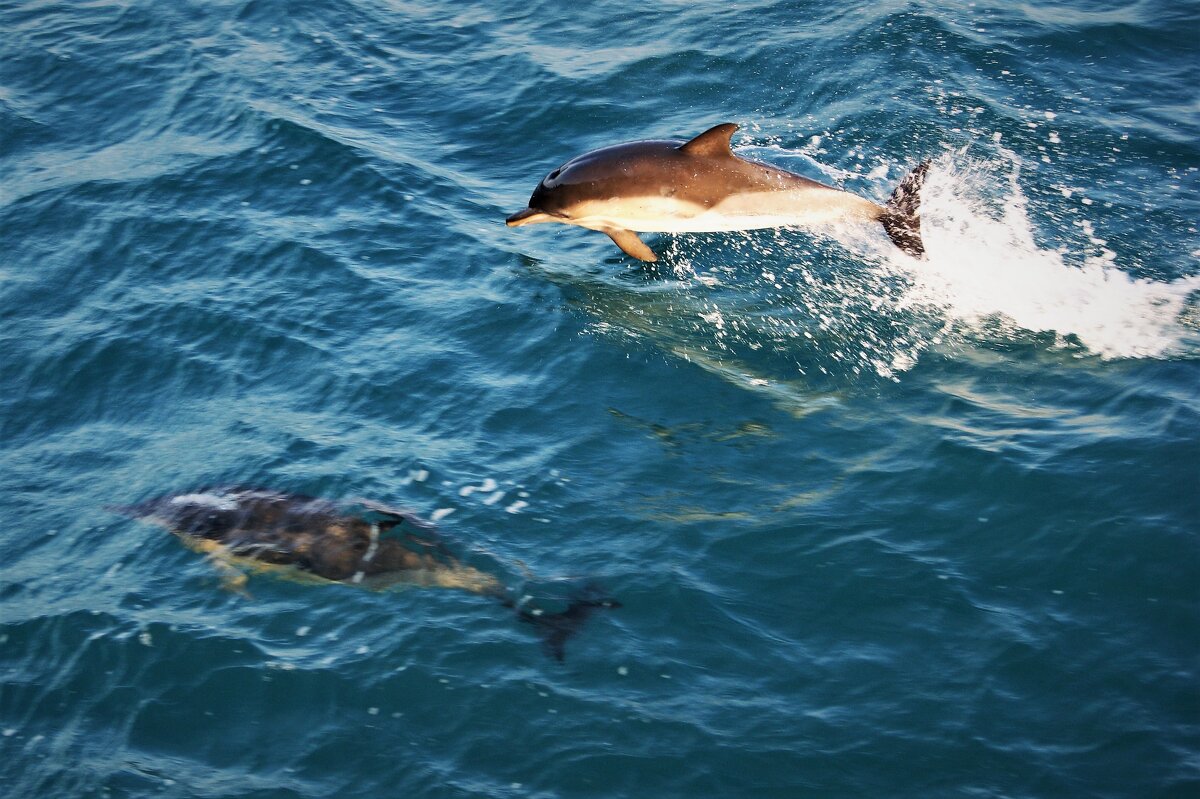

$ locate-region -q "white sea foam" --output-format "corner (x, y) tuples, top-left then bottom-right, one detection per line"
(887, 153), (1200, 360)
(169, 493), (238, 511)
(571, 149), (1196, 403)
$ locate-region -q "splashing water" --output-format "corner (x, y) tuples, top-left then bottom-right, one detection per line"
(896, 152), (1200, 360)
(555, 149), (1198, 407)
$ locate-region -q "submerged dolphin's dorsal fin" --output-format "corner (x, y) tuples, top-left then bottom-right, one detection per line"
(678, 123), (738, 158)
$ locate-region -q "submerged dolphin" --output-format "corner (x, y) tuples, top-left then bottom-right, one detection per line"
(507, 123), (930, 262)
(114, 488), (619, 660)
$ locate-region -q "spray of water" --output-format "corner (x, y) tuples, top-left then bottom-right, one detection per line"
(892, 152), (1200, 360)
(550, 149), (1199, 406)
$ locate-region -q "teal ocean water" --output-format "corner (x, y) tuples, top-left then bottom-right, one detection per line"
(2, 1), (1198, 796)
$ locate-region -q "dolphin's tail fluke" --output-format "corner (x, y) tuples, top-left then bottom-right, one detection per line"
(880, 160), (931, 258)
(503, 582), (621, 662)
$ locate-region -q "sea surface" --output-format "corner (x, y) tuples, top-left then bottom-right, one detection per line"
(2, 1), (1198, 797)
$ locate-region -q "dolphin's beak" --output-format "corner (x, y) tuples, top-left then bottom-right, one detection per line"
(506, 207), (553, 227)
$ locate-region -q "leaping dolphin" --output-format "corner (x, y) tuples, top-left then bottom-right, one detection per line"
(507, 123), (930, 262)
(112, 488), (619, 660)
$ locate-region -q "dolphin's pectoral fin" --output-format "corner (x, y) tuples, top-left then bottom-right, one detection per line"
(603, 227), (658, 262)
(191, 539), (252, 597)
(679, 123), (739, 158)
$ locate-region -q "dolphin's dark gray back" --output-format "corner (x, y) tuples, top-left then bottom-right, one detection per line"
(530, 128), (828, 215)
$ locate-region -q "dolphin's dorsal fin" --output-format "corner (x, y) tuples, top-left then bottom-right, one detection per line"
(679, 123), (738, 158)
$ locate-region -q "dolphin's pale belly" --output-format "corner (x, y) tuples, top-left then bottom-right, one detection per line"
(574, 188), (884, 234)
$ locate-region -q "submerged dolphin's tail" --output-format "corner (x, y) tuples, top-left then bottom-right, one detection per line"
(880, 160), (931, 258)
(503, 582), (621, 661)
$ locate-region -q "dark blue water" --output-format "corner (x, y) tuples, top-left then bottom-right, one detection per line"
(2, 1), (1198, 797)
